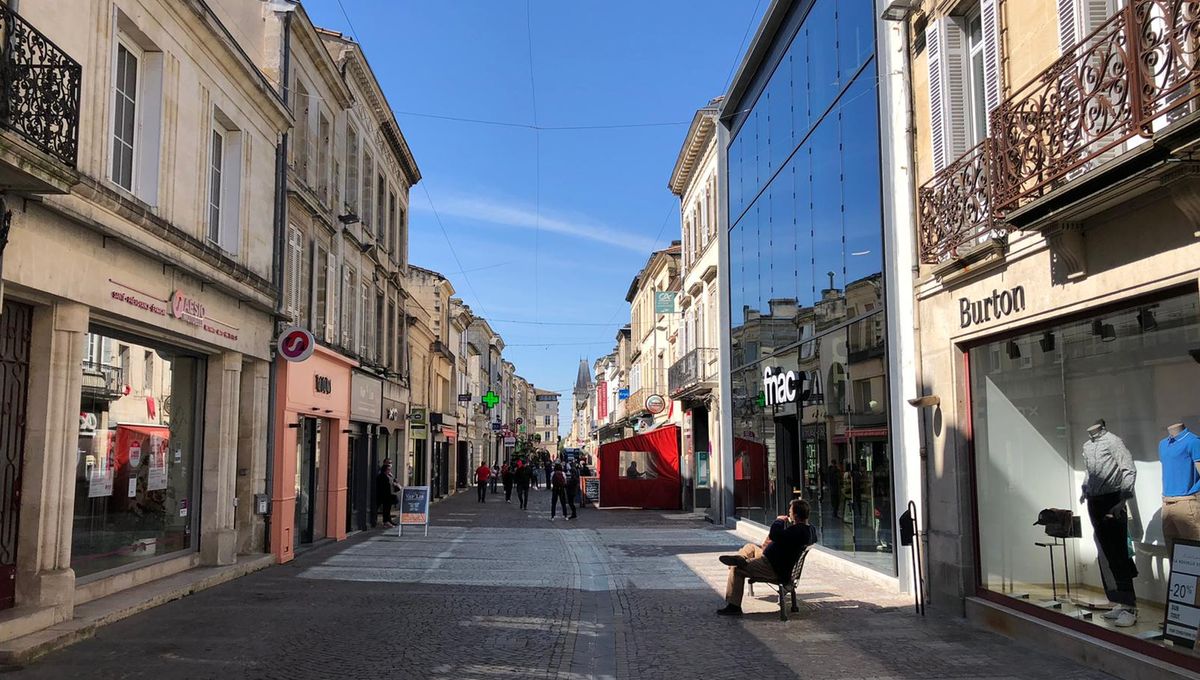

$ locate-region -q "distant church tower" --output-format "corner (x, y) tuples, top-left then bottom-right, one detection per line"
(573, 358), (593, 408)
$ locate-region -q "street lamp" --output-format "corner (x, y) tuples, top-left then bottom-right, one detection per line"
(880, 0), (917, 21)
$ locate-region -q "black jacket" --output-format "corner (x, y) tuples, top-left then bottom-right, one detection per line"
(762, 521), (817, 580)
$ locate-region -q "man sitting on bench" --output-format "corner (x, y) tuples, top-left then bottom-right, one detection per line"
(717, 498), (817, 616)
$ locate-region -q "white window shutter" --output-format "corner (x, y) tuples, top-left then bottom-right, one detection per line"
(1058, 0), (1081, 52)
(927, 21), (948, 172)
(325, 251), (337, 343)
(341, 265), (352, 348)
(925, 18), (973, 174)
(286, 226), (302, 321)
(981, 0), (1002, 129)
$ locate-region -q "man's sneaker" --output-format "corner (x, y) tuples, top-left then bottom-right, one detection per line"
(719, 555), (748, 567)
(1114, 609), (1138, 628)
(1101, 605), (1126, 621)
(716, 604), (743, 616)
(569, 514), (577, 520)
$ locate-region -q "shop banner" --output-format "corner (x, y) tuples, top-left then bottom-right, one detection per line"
(1165, 539), (1200, 647)
(398, 486), (430, 537)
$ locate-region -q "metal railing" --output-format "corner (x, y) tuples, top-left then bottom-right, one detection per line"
(0, 2), (80, 166)
(668, 347), (718, 396)
(920, 0), (1200, 264)
(80, 360), (124, 399)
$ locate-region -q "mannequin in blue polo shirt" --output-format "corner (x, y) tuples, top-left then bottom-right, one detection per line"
(1160, 422), (1200, 553)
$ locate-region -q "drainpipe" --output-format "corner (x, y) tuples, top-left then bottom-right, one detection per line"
(264, 2), (295, 555)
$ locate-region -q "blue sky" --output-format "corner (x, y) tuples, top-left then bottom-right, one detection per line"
(305, 0), (767, 432)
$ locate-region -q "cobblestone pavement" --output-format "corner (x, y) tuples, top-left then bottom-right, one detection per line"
(8, 487), (1113, 679)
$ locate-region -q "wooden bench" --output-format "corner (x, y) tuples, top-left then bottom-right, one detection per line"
(748, 545), (812, 621)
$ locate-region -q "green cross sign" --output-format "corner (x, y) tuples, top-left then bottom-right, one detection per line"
(481, 391), (500, 410)
(755, 392), (766, 408)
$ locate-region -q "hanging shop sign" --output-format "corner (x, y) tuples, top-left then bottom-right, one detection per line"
(958, 286), (1027, 329)
(1164, 539), (1200, 648)
(457, 393), (472, 402)
(535, 394), (558, 402)
(350, 372), (383, 424)
(409, 407), (427, 424)
(618, 388), (630, 400)
(654, 291), (677, 314)
(278, 326), (316, 362)
(645, 394), (666, 414)
(397, 486), (430, 536)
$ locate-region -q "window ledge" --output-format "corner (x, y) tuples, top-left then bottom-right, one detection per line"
(931, 237), (1008, 288)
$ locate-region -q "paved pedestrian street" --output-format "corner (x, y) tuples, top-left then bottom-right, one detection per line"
(8, 488), (1111, 680)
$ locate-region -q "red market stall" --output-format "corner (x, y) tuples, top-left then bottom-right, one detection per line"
(597, 425), (681, 510)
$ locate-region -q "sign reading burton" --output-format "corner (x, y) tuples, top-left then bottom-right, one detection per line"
(959, 286), (1026, 329)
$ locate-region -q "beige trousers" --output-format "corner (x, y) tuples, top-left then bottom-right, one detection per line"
(1163, 494), (1200, 554)
(725, 543), (778, 606)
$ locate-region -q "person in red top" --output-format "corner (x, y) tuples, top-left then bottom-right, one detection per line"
(475, 463), (491, 503)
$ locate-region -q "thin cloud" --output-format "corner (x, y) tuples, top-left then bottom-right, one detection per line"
(416, 193), (660, 253)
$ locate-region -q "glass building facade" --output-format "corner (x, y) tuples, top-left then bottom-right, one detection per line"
(726, 0), (894, 573)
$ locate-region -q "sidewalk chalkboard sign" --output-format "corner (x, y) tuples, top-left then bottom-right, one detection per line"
(398, 486), (430, 536)
(1165, 538), (1200, 648)
(582, 476), (599, 506)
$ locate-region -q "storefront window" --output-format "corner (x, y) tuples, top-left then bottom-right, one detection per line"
(74, 330), (202, 578)
(971, 289), (1200, 644)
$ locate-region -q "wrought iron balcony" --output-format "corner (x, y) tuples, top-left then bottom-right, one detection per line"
(918, 140), (1000, 264)
(668, 347), (718, 398)
(920, 0), (1200, 264)
(80, 360), (124, 400)
(0, 2), (80, 168)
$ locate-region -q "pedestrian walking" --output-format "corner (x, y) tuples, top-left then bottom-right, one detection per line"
(490, 462), (500, 494)
(550, 463), (572, 521)
(475, 462), (491, 503)
(566, 462), (581, 515)
(375, 460), (398, 528)
(515, 460), (532, 509)
(543, 461), (553, 494)
(502, 462), (515, 503)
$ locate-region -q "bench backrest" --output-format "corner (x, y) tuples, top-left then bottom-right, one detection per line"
(788, 545), (812, 584)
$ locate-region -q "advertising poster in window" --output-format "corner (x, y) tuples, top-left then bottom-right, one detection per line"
(88, 450), (113, 498)
(1165, 540), (1200, 648)
(148, 437), (168, 491)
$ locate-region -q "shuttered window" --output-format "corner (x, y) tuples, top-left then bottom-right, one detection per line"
(325, 250), (337, 343)
(1059, 0), (1117, 53)
(285, 226), (303, 322)
(926, 1), (1000, 173)
(342, 266), (356, 349)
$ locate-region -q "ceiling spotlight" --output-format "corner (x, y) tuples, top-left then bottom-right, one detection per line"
(1007, 340), (1021, 359)
(1100, 324), (1117, 342)
(1137, 309), (1158, 332)
(1091, 319), (1104, 336)
(1039, 332), (1055, 353)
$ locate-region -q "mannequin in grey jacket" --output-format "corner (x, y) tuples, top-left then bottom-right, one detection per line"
(1079, 419), (1138, 627)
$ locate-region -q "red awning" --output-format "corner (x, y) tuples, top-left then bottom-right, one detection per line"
(116, 424), (170, 438)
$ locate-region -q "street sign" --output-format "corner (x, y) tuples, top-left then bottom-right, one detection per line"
(491, 422), (502, 431)
(535, 394), (557, 402)
(398, 486), (430, 537)
(519, 425), (526, 433)
(457, 393), (472, 402)
(481, 391), (500, 410)
(503, 436), (516, 446)
(515, 417), (523, 425)
(618, 388), (630, 400)
(277, 326), (315, 362)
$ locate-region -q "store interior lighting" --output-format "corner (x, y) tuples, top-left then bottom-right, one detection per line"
(1039, 332), (1055, 352)
(1007, 340), (1021, 359)
(1100, 323), (1117, 342)
(1137, 309), (1158, 332)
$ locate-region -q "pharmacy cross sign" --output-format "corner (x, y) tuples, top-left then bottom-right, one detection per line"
(481, 391), (500, 410)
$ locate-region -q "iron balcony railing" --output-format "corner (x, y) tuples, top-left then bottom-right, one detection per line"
(920, 0), (1200, 264)
(0, 1), (80, 166)
(668, 347), (718, 397)
(80, 360), (124, 399)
